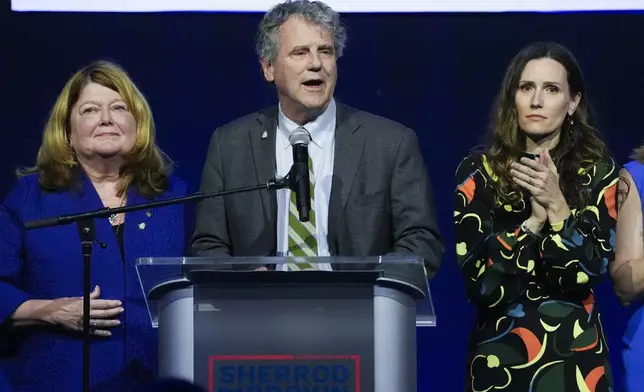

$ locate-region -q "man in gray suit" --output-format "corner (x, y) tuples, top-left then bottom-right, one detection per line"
(190, 0), (444, 284)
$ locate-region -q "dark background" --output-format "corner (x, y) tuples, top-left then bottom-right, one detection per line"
(3, 2), (644, 390)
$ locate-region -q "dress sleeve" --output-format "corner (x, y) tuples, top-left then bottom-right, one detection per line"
(454, 155), (538, 313)
(539, 159), (618, 292)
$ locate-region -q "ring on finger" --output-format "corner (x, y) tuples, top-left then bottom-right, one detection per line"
(89, 319), (97, 328)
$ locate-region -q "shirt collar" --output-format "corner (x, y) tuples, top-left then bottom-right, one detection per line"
(278, 98), (336, 150)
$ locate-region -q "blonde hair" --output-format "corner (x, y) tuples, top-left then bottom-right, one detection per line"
(20, 60), (173, 198)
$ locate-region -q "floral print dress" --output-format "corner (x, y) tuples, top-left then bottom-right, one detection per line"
(453, 153), (618, 392)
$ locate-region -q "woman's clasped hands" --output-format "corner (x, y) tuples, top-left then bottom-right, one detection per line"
(510, 148), (571, 227)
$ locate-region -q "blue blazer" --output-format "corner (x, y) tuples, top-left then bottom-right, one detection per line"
(0, 172), (189, 392)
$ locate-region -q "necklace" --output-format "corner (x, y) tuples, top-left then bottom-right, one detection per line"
(108, 196), (127, 225)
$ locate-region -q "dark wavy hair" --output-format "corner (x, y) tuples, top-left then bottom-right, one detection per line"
(483, 42), (610, 209)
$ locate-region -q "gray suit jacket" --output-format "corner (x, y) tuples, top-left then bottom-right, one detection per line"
(190, 103), (444, 289)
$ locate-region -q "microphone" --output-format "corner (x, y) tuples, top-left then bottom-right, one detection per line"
(289, 128), (312, 222)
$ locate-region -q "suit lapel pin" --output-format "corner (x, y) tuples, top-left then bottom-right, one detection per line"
(261, 131), (268, 139)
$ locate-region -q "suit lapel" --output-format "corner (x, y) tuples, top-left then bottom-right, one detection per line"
(250, 106), (278, 225)
(328, 104), (365, 244)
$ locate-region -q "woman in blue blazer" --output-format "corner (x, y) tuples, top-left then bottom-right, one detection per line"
(0, 60), (189, 391)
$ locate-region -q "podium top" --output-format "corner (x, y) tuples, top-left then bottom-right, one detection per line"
(135, 255), (436, 328)
(136, 255), (424, 266)
(136, 255), (428, 299)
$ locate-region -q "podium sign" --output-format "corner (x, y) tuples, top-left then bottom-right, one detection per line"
(197, 280), (371, 391)
(136, 256), (435, 392)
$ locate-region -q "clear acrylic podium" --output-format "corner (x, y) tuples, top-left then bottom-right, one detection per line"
(135, 256), (436, 392)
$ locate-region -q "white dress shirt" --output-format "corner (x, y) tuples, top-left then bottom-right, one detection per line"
(275, 99), (336, 271)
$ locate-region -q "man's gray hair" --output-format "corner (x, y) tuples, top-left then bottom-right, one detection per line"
(256, 0), (347, 64)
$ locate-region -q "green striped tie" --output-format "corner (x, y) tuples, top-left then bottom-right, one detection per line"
(287, 155), (318, 270)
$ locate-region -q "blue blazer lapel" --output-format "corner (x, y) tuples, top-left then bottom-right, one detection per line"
(75, 172), (125, 265)
(122, 188), (156, 264)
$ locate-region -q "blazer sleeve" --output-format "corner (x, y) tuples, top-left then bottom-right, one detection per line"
(539, 159), (618, 292)
(388, 128), (444, 279)
(453, 156), (538, 311)
(0, 180), (33, 323)
(189, 129), (233, 258)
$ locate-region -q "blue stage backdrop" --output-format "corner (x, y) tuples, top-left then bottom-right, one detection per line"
(3, 4), (644, 390)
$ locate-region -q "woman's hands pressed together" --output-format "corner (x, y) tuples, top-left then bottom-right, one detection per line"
(510, 149), (571, 225)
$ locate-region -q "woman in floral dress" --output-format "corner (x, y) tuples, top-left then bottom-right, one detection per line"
(454, 42), (617, 391)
